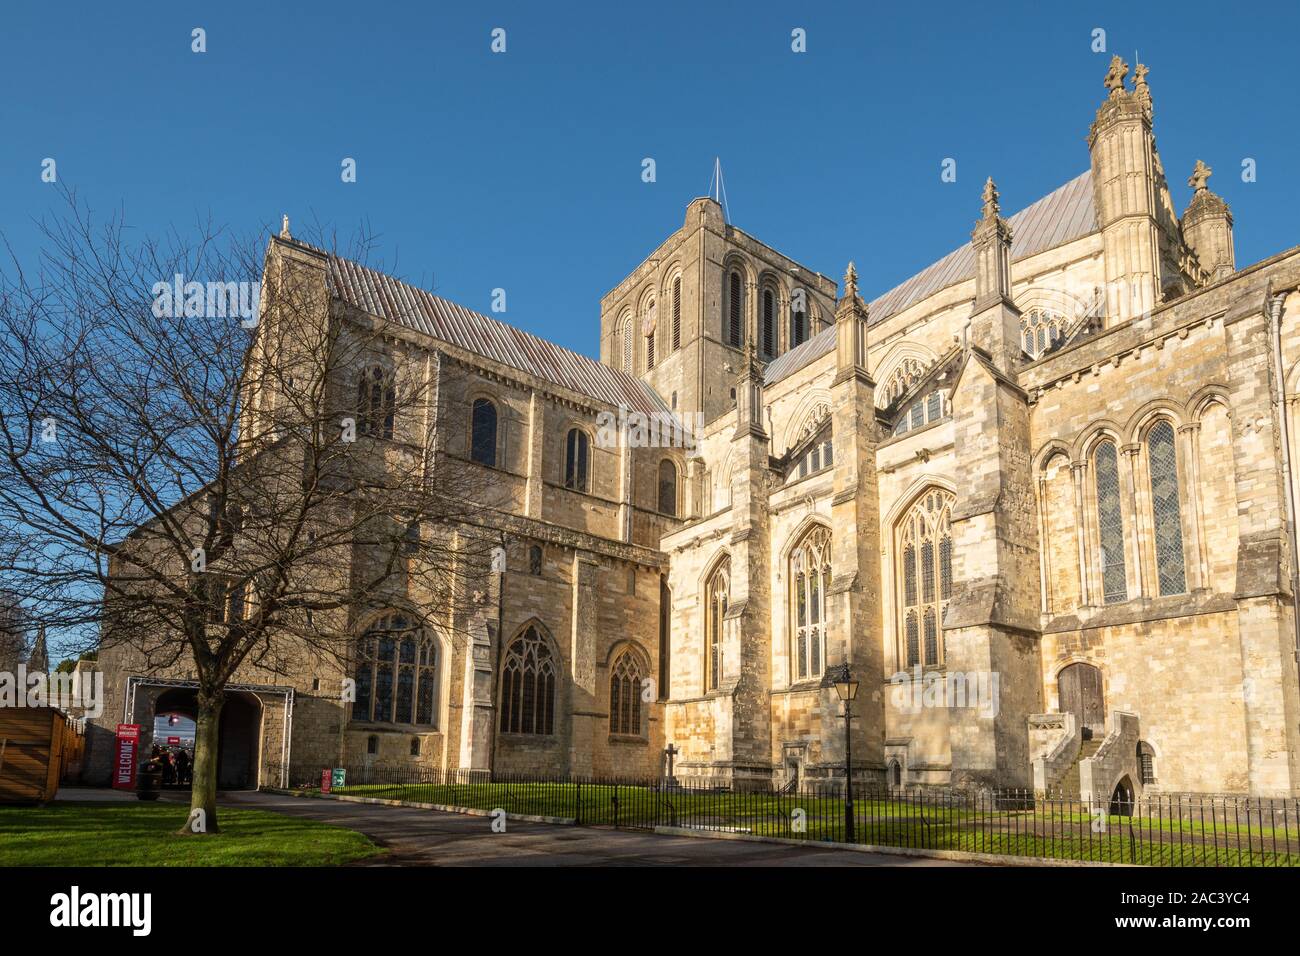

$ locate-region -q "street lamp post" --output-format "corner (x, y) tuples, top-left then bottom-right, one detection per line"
(827, 663), (859, 842)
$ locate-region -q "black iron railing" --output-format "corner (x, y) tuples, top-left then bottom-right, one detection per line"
(295, 766), (1300, 866)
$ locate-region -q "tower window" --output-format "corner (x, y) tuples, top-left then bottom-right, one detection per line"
(564, 428), (590, 492)
(727, 271), (743, 348)
(657, 459), (678, 517)
(470, 398), (497, 467)
(762, 289), (776, 357)
(671, 276), (681, 352)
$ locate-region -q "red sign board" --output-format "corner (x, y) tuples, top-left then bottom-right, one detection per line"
(320, 768), (332, 793)
(167, 736), (181, 746)
(113, 724), (142, 790)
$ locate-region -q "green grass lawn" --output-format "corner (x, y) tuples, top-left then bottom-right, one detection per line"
(0, 801), (385, 867)
(322, 781), (1300, 866)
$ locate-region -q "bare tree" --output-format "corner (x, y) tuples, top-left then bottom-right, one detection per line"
(0, 191), (493, 832)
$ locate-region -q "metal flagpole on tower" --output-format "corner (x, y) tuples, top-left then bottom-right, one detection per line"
(708, 157), (731, 223)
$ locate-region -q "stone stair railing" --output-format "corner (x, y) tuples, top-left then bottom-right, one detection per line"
(1079, 711), (1140, 806)
(1027, 712), (1079, 792)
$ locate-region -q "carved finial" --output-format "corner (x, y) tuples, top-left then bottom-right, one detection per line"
(1104, 55), (1129, 96)
(1133, 62), (1152, 112)
(280, 214), (291, 239)
(843, 261), (858, 299)
(1188, 159), (1212, 193)
(981, 177), (1001, 220)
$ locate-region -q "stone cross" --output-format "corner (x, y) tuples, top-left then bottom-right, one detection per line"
(280, 213), (291, 238)
(1104, 55), (1129, 96)
(663, 742), (679, 782)
(1188, 159), (1213, 193)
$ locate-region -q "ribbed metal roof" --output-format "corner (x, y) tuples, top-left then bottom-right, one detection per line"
(328, 256), (667, 415)
(765, 171), (1097, 386)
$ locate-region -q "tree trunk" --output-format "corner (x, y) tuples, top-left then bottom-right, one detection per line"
(182, 689), (224, 834)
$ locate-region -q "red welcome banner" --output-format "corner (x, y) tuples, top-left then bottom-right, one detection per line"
(113, 724), (141, 790)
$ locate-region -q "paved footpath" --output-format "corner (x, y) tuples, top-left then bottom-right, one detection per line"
(224, 791), (974, 867)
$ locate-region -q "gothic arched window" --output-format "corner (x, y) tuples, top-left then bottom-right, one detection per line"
(1147, 420), (1186, 595)
(883, 358), (925, 407)
(897, 490), (954, 668)
(671, 276), (682, 352)
(761, 288), (776, 357)
(657, 459), (678, 517)
(357, 365), (395, 439)
(500, 626), (556, 735)
(1021, 309), (1067, 359)
(1093, 439), (1128, 604)
(470, 398), (497, 467)
(564, 428), (590, 492)
(609, 650), (645, 736)
(352, 613), (438, 727)
(790, 525), (832, 681)
(705, 559), (729, 692)
(790, 295), (808, 347)
(621, 311), (633, 373)
(726, 270), (744, 348)
(644, 298), (657, 370)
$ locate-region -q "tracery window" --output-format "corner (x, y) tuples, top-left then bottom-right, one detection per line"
(897, 490), (954, 668)
(705, 559), (729, 692)
(564, 428), (590, 492)
(1093, 440), (1128, 604)
(352, 613), (438, 726)
(790, 526), (832, 681)
(1147, 420), (1186, 595)
(357, 365), (395, 439)
(1021, 308), (1067, 359)
(883, 358), (925, 406)
(500, 626), (556, 735)
(892, 391), (947, 436)
(609, 650), (644, 736)
(793, 436), (834, 480)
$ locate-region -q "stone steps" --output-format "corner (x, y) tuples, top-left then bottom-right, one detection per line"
(1055, 738), (1103, 798)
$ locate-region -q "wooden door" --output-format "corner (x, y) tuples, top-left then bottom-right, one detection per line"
(1058, 663), (1105, 739)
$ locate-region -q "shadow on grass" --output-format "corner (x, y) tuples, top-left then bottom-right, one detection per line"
(0, 801), (384, 867)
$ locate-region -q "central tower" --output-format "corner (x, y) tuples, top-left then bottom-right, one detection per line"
(599, 197), (838, 427)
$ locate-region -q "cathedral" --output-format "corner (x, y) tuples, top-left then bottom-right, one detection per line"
(87, 59), (1300, 800)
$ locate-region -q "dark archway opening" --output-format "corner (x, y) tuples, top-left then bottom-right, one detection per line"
(1110, 775), (1135, 817)
(153, 688), (262, 790)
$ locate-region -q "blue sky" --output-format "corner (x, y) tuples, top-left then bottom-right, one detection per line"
(2, 0), (1297, 360)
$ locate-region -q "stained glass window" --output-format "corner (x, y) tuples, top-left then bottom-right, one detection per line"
(609, 651), (644, 735)
(1094, 440), (1128, 603)
(706, 560), (729, 691)
(790, 527), (831, 682)
(1148, 421), (1186, 595)
(352, 614), (437, 727)
(500, 626), (556, 735)
(898, 490), (955, 667)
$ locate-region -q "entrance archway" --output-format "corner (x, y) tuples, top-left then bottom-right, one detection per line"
(153, 688), (263, 790)
(1110, 775), (1135, 817)
(1057, 662), (1105, 740)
